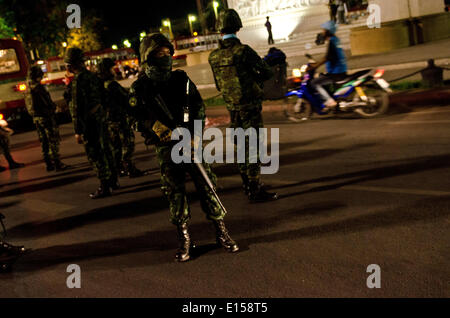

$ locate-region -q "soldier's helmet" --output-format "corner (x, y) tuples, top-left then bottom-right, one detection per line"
(217, 9), (243, 34)
(139, 33), (174, 64)
(64, 47), (85, 65)
(98, 58), (116, 79)
(29, 65), (44, 81)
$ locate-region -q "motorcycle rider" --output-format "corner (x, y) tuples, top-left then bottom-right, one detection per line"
(310, 20), (348, 110)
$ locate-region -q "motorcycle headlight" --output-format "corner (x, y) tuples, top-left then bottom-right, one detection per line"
(292, 68), (302, 78)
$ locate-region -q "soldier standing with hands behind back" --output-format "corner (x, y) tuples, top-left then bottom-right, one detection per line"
(64, 48), (118, 199)
(27, 66), (68, 172)
(97, 58), (144, 178)
(209, 9), (278, 203)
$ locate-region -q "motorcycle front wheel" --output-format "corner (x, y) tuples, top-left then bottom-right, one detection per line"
(353, 85), (389, 118)
(284, 96), (312, 122)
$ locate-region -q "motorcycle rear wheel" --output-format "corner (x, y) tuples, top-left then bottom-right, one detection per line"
(284, 96), (312, 122)
(353, 85), (389, 118)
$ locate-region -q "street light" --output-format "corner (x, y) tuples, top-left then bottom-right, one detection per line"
(62, 42), (68, 48)
(162, 18), (173, 40)
(188, 14), (197, 36)
(112, 44), (118, 50)
(213, 1), (220, 20)
(123, 39), (131, 48)
(140, 31), (147, 41)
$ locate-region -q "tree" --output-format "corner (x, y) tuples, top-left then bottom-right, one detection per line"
(0, 0), (105, 59)
(67, 16), (102, 52)
(0, 16), (15, 39)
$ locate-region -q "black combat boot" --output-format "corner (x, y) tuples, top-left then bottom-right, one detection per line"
(44, 157), (55, 172)
(128, 166), (145, 178)
(248, 181), (278, 203)
(89, 180), (112, 199)
(212, 220), (239, 253)
(54, 160), (69, 172)
(175, 223), (195, 262)
(123, 161), (145, 178)
(108, 173), (120, 190)
(5, 152), (25, 170)
(240, 173), (250, 196)
(0, 241), (26, 272)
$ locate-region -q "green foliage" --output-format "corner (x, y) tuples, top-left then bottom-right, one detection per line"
(0, 0), (105, 59)
(391, 81), (424, 91)
(0, 16), (15, 38)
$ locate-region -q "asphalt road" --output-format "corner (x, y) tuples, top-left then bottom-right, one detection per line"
(0, 103), (449, 298)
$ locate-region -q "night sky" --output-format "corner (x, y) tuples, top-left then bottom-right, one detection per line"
(77, 0), (199, 46)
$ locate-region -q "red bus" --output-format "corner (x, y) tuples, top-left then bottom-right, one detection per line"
(0, 39), (30, 120)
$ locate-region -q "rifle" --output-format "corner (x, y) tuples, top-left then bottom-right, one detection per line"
(153, 77), (229, 215)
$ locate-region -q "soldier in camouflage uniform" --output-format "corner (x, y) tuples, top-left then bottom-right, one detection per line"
(209, 9), (278, 203)
(0, 213), (26, 272)
(27, 66), (68, 172)
(129, 33), (239, 262)
(64, 48), (118, 199)
(0, 116), (24, 172)
(97, 58), (144, 178)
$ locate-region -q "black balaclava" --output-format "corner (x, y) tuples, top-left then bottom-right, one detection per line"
(145, 55), (173, 83)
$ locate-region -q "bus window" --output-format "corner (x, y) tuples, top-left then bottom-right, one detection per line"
(0, 48), (21, 75)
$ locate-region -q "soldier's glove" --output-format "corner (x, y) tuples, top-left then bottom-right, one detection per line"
(152, 121), (172, 143)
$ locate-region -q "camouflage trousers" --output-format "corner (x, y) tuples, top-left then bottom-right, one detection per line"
(0, 133), (9, 157)
(156, 144), (225, 225)
(228, 102), (264, 182)
(108, 121), (135, 171)
(34, 117), (61, 162)
(83, 119), (116, 182)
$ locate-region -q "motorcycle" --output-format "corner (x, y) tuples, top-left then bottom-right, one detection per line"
(285, 54), (392, 121)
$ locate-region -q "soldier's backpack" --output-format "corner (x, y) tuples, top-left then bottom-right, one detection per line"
(209, 44), (267, 106)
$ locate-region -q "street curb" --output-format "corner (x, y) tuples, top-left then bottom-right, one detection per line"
(205, 87), (450, 118)
(389, 87), (450, 107)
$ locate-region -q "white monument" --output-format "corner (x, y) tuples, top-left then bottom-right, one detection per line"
(228, 0), (330, 44)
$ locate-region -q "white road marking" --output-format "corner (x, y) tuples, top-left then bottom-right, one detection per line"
(388, 120), (450, 125)
(407, 109), (450, 116)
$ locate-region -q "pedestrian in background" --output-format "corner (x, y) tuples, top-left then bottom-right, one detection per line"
(64, 47), (118, 199)
(329, 0), (338, 22)
(337, 0), (347, 24)
(27, 65), (68, 172)
(265, 16), (275, 45)
(209, 9), (278, 203)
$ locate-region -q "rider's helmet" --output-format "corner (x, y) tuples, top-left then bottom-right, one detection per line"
(321, 21), (337, 35)
(217, 9), (243, 34)
(139, 33), (174, 64)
